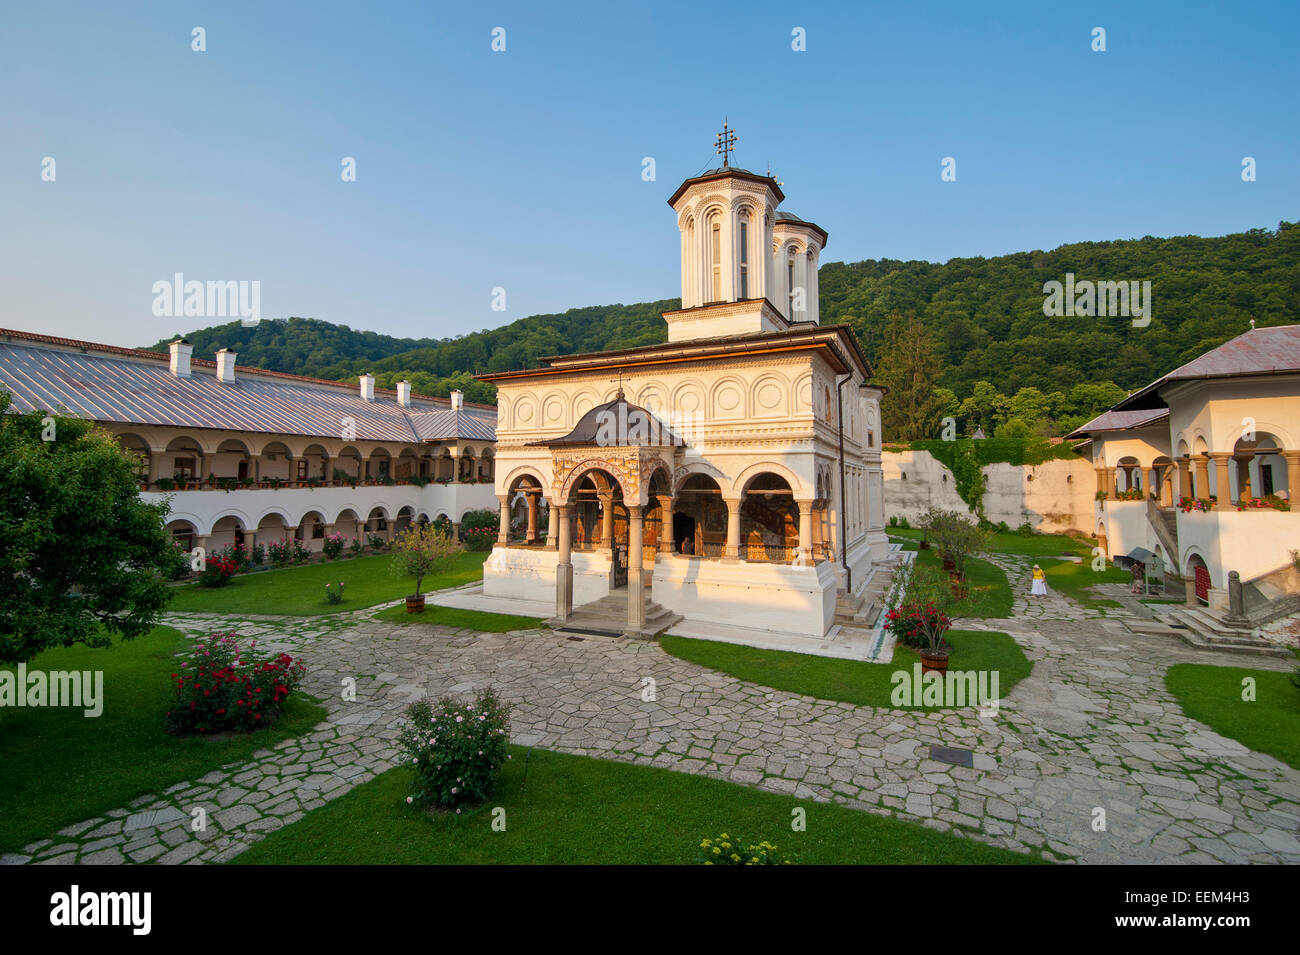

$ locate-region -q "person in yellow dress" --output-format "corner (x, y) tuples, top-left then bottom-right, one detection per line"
(1031, 564), (1048, 597)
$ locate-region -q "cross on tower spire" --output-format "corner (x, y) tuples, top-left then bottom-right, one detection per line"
(715, 119), (737, 168)
(611, 369), (626, 400)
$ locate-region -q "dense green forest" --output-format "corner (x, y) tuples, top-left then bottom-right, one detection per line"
(146, 220), (1300, 434)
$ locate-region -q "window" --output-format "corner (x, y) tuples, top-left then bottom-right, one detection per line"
(173, 456), (196, 481)
(710, 219), (722, 301)
(788, 256), (797, 315)
(738, 216), (749, 299)
(296, 459), (308, 480)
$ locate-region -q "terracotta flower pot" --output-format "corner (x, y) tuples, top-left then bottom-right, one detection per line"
(942, 556), (957, 572)
(405, 595), (425, 613)
(919, 650), (949, 675)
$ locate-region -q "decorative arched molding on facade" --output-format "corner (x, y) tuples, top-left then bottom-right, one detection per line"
(251, 507), (294, 530)
(672, 460), (729, 497)
(204, 510), (251, 536)
(540, 391), (567, 428)
(708, 374), (748, 420)
(458, 504), (486, 522)
(363, 504), (392, 521)
(496, 396), (512, 431)
(512, 395), (539, 432)
(557, 458), (642, 504)
(793, 373), (813, 415)
(570, 388), (600, 422)
(500, 464), (549, 496)
(732, 461), (809, 501)
(670, 378), (706, 418)
(749, 373), (790, 418)
(332, 505), (362, 525)
(1226, 419), (1295, 451)
(165, 513), (204, 535)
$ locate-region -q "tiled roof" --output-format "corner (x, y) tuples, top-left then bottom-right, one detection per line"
(1115, 324), (1300, 411)
(1066, 408), (1169, 439)
(0, 329), (497, 444)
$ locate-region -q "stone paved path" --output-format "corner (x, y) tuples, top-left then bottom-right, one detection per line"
(6, 563), (1300, 866)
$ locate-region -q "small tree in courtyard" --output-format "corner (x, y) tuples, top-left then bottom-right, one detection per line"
(390, 523), (463, 599)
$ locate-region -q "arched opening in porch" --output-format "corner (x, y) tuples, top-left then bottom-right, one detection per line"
(739, 472), (798, 562)
(673, 473), (725, 556)
(164, 435), (205, 487)
(300, 444), (330, 483)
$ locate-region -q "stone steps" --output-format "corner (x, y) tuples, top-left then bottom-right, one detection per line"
(549, 591), (682, 638)
(1163, 606), (1291, 657)
(835, 562), (896, 627)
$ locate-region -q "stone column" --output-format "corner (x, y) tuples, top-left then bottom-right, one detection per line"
(795, 500), (814, 566)
(723, 498), (741, 561)
(1105, 467), (1117, 500)
(497, 494), (510, 543)
(657, 495), (674, 555)
(147, 451), (163, 486)
(1237, 456), (1253, 501)
(1284, 451), (1300, 502)
(525, 492), (539, 543)
(451, 521), (461, 542)
(547, 502), (559, 550)
(1208, 453), (1232, 508)
(1094, 468), (1106, 498)
(1185, 574), (1198, 607)
(1225, 570), (1248, 624)
(196, 535), (210, 560)
(1194, 455), (1210, 501)
(625, 506), (645, 636)
(1177, 458), (1191, 501)
(598, 492), (614, 553)
(555, 505), (573, 621)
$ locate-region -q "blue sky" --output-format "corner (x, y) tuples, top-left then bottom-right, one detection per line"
(3, 0), (1297, 345)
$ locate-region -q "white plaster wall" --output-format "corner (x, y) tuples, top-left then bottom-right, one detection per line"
(881, 451), (970, 522)
(652, 555), (838, 637)
(1176, 510), (1300, 589)
(483, 547), (612, 607)
(983, 458), (1098, 533)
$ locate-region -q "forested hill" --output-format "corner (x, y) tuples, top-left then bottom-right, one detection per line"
(145, 220), (1300, 425)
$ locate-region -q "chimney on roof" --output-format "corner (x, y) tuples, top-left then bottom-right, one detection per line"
(215, 348), (236, 383)
(450, 389), (463, 411)
(360, 373), (375, 402)
(169, 338), (192, 378)
(397, 380), (412, 407)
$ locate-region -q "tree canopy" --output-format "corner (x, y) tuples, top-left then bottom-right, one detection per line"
(0, 393), (175, 663)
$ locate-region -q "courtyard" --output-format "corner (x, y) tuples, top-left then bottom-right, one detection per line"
(4, 549), (1298, 866)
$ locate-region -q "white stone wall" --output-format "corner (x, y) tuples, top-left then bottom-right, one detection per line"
(882, 449), (1096, 533)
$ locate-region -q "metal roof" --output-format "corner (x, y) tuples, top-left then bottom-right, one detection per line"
(1115, 324), (1300, 411)
(0, 333), (497, 444)
(528, 394), (681, 448)
(1066, 408), (1169, 439)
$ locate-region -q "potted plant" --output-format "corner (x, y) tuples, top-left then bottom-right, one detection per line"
(390, 523), (462, 613)
(884, 560), (956, 674)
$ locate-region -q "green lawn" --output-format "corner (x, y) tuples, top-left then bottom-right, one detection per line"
(167, 551), (489, 615)
(233, 745), (1047, 865)
(1166, 662), (1300, 770)
(913, 548), (1013, 618)
(371, 604), (545, 633)
(888, 525), (1094, 559)
(660, 629), (1031, 709)
(1040, 558), (1129, 610)
(0, 627), (326, 854)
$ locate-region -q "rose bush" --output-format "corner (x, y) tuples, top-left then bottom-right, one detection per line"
(398, 689), (511, 811)
(166, 631), (305, 735)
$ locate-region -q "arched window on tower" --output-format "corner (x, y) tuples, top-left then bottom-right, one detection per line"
(738, 213), (750, 299)
(710, 218), (722, 302)
(787, 252), (797, 317)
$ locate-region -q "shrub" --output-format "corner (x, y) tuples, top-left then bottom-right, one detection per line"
(324, 581), (346, 604)
(391, 524), (463, 596)
(267, 538), (292, 566)
(165, 541), (191, 580)
(165, 632), (305, 735)
(884, 560), (955, 655)
(1015, 521), (1034, 536)
(697, 833), (792, 865)
(398, 689), (511, 811)
(459, 509), (498, 535)
(292, 541), (312, 563)
(322, 533), (344, 560)
(250, 542), (266, 565)
(464, 526), (495, 552)
(368, 533), (388, 552)
(197, 552), (239, 588)
(349, 537), (363, 556)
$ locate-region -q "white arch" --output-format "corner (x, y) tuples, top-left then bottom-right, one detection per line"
(731, 461), (809, 501)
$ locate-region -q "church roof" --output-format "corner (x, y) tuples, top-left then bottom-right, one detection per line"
(667, 166), (785, 206)
(477, 323), (873, 383)
(773, 210), (829, 245)
(528, 393), (681, 448)
(1112, 324), (1300, 411)
(0, 327), (497, 443)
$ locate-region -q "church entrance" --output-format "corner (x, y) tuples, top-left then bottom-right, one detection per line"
(673, 513), (697, 555)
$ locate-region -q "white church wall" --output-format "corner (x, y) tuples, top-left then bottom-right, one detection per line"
(652, 555), (838, 638)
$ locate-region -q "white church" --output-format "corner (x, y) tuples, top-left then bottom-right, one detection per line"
(480, 135), (888, 638)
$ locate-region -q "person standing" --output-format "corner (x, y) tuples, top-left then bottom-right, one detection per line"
(1031, 564), (1047, 597)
